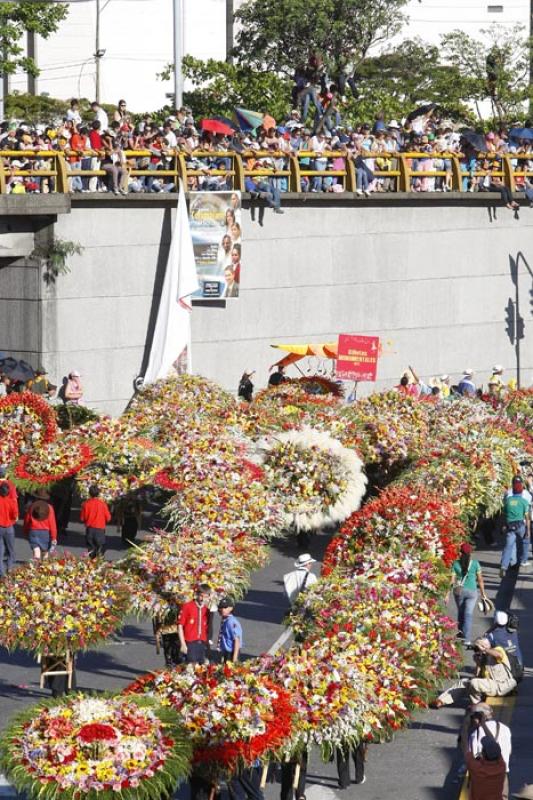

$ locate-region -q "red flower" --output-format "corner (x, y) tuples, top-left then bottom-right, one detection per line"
(77, 723), (117, 743)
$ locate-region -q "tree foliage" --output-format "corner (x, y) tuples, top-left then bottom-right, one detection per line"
(158, 56), (292, 120)
(440, 24), (533, 121)
(0, 2), (68, 76)
(234, 0), (408, 77)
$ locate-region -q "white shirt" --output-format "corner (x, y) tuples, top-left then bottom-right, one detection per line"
(94, 107), (109, 131)
(283, 567), (317, 604)
(164, 131), (178, 148)
(469, 721), (511, 771)
(66, 109), (82, 125)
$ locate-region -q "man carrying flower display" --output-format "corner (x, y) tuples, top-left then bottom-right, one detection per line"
(178, 583), (212, 664)
(500, 476), (531, 576)
(217, 597), (243, 662)
(80, 485), (112, 559)
(0, 483), (18, 577)
(0, 466), (17, 504)
(23, 498), (57, 559)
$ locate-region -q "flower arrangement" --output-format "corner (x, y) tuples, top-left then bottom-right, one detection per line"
(502, 388), (533, 428)
(242, 383), (339, 438)
(125, 663), (294, 777)
(0, 694), (191, 800)
(323, 486), (465, 573)
(0, 392), (58, 464)
(13, 439), (94, 491)
(0, 555), (131, 655)
(259, 427), (367, 531)
(120, 527), (270, 619)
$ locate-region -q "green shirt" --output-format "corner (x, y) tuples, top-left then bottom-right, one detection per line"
(452, 558), (480, 591)
(504, 494), (530, 523)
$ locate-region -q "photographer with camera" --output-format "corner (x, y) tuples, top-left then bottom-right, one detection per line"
(434, 637), (517, 708)
(461, 708), (506, 800)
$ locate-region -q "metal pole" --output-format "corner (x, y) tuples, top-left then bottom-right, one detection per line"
(27, 30), (38, 95)
(95, 0), (100, 102)
(0, 73), (3, 121)
(173, 0), (183, 109)
(226, 0), (234, 63)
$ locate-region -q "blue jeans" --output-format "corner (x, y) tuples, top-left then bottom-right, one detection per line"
(356, 167), (370, 190)
(28, 529), (50, 553)
(298, 86), (322, 123)
(501, 521), (529, 569)
(454, 588), (478, 643)
(0, 525), (15, 576)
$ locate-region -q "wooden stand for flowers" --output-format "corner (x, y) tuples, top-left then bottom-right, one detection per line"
(38, 650), (74, 689)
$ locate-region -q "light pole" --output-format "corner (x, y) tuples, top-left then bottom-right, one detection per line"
(173, 0), (183, 109)
(226, 0), (234, 63)
(95, 0), (101, 101)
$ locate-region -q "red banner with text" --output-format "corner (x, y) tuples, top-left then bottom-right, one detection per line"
(336, 334), (380, 381)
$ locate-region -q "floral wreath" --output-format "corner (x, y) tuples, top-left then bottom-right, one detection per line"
(13, 442), (94, 491)
(0, 392), (58, 463)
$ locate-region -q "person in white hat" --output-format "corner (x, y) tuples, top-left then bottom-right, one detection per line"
(457, 369), (476, 397)
(64, 370), (83, 404)
(486, 610), (523, 665)
(488, 364), (505, 396)
(283, 553), (317, 605)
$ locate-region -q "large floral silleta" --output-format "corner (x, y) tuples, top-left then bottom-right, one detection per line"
(0, 694), (191, 800)
(259, 427), (367, 531)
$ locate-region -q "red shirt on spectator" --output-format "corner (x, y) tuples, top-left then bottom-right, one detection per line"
(178, 601), (210, 643)
(80, 497), (111, 530)
(0, 495), (18, 527)
(89, 130), (103, 150)
(23, 503), (57, 542)
(0, 479), (18, 504)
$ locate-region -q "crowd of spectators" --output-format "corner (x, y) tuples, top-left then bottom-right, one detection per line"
(2, 90), (533, 204)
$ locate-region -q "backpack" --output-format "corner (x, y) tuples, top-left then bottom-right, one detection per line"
(505, 650), (524, 683)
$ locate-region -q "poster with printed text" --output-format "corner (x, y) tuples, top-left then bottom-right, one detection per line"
(189, 191), (242, 300)
(336, 334), (380, 381)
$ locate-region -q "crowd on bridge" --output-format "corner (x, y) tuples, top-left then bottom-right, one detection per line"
(2, 89), (533, 207)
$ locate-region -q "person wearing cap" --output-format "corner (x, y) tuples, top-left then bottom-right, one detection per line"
(451, 543), (488, 646)
(486, 610), (523, 666)
(500, 475), (531, 576)
(26, 366), (56, 399)
(466, 703), (511, 797)
(460, 711), (506, 800)
(217, 598), (243, 662)
(434, 636), (516, 708)
(457, 369), (476, 397)
(489, 364), (505, 392)
(283, 554), (317, 605)
(64, 370), (83, 404)
(80, 485), (112, 558)
(178, 583), (212, 664)
(23, 497), (57, 559)
(0, 483), (18, 577)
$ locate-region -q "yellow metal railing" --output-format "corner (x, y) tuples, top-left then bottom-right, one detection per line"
(0, 148), (531, 195)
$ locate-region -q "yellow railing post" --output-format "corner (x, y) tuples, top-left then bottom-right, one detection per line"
(399, 154), (410, 192)
(55, 153), (69, 194)
(502, 155), (515, 192)
(289, 154), (301, 192)
(451, 154), (463, 192)
(0, 157), (6, 194)
(233, 153), (245, 191)
(176, 152), (188, 190)
(345, 156), (355, 192)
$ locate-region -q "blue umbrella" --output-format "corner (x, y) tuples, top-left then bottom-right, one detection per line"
(509, 128), (533, 140)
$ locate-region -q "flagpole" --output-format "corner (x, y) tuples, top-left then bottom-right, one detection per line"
(173, 0), (183, 109)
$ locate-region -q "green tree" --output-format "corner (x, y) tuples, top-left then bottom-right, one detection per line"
(234, 0), (408, 78)
(440, 24), (533, 122)
(0, 2), (68, 77)
(158, 56), (291, 120)
(350, 39), (475, 124)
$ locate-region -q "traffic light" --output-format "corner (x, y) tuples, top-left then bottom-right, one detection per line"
(505, 298), (515, 344)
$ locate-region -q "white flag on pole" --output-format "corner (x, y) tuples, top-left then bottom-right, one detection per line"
(143, 181), (199, 384)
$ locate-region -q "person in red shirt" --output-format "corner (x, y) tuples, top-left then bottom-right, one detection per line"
(0, 466), (18, 504)
(0, 483), (18, 576)
(177, 583), (212, 664)
(80, 485), (111, 559)
(23, 499), (57, 559)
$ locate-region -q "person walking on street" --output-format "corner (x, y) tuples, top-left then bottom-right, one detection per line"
(0, 466), (18, 504)
(468, 703), (512, 800)
(451, 543), (488, 646)
(500, 476), (531, 576)
(0, 483), (18, 577)
(80, 485), (111, 558)
(23, 498), (57, 559)
(283, 554), (318, 605)
(217, 598), (243, 662)
(336, 742), (367, 789)
(178, 583), (212, 664)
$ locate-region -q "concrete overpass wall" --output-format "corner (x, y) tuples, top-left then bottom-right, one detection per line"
(1, 195), (532, 415)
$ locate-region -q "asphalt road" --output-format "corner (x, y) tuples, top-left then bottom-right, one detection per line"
(1, 512), (531, 800)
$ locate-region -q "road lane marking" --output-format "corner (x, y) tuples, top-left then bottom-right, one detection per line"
(267, 626), (293, 655)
